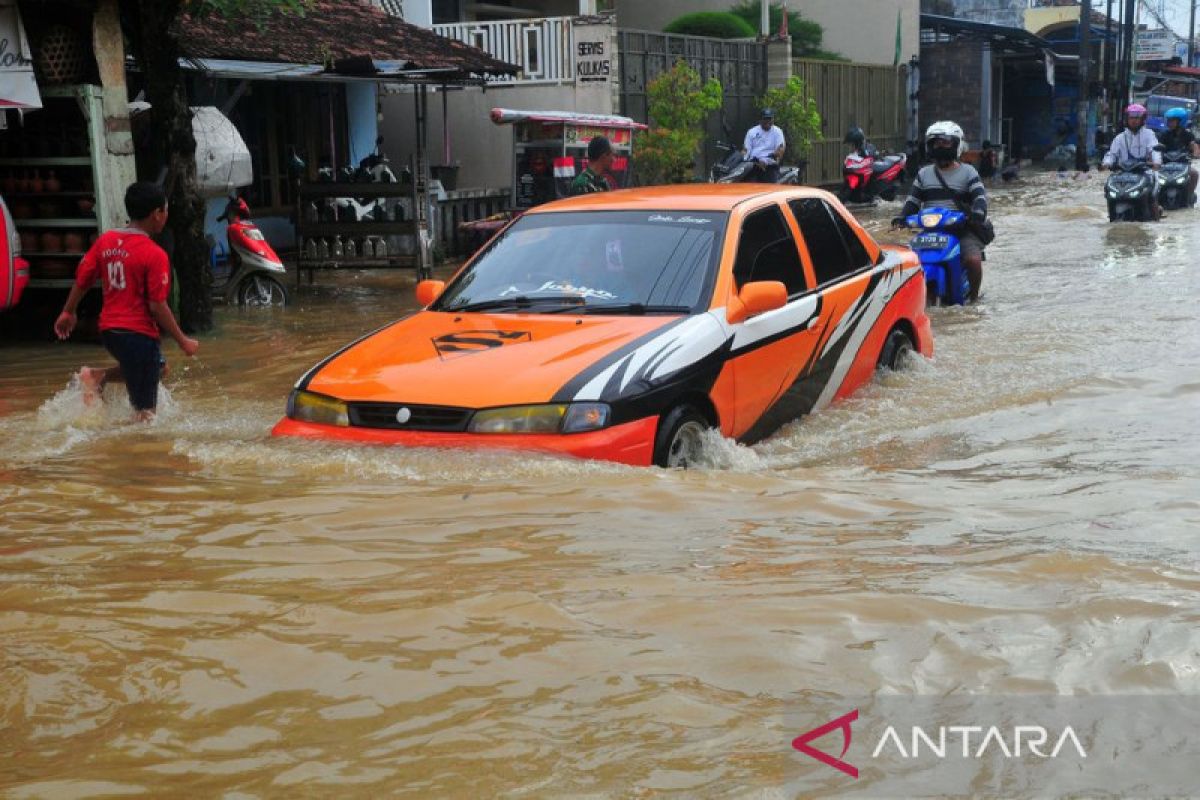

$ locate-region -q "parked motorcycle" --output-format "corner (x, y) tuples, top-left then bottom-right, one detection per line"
(709, 144), (800, 184)
(840, 146), (907, 204)
(901, 206), (971, 307)
(209, 195), (288, 307)
(1104, 161), (1159, 222)
(1157, 150), (1194, 210)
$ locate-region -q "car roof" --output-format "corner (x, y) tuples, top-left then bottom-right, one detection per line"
(525, 184), (834, 214)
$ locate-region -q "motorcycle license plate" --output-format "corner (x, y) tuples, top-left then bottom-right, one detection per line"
(913, 233), (949, 249)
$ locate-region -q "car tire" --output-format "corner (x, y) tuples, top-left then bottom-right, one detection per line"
(653, 404), (711, 469)
(878, 328), (913, 371)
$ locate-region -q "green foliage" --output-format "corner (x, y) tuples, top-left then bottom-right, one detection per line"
(636, 60), (723, 184)
(728, 0), (844, 60)
(757, 76), (822, 160)
(664, 12), (756, 40)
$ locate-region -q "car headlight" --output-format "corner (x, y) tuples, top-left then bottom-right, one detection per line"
(468, 402), (610, 434)
(287, 390), (349, 427)
(920, 212), (943, 228)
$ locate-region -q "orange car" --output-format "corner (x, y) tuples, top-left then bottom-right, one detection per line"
(273, 185), (933, 467)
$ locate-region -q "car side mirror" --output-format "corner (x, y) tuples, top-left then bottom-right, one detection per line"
(727, 280), (787, 324)
(416, 279), (445, 307)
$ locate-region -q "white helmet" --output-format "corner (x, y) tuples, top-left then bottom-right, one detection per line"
(925, 120), (967, 157)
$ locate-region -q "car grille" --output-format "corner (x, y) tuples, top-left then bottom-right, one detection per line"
(348, 402), (472, 432)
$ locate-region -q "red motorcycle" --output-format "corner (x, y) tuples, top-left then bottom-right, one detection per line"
(210, 195), (289, 307)
(840, 127), (907, 204)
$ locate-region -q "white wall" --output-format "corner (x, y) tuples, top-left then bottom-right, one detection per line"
(613, 0), (921, 66)
(381, 82), (614, 191)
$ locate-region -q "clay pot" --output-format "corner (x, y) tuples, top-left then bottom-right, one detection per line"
(9, 200), (33, 219)
(44, 170), (61, 193)
(1, 172), (16, 194)
(63, 232), (85, 253)
(37, 200), (60, 218)
(29, 170), (43, 194)
(75, 197), (95, 216)
(20, 232), (39, 252)
(40, 232), (63, 253)
(16, 171), (30, 193)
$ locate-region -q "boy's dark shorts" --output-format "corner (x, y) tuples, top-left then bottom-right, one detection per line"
(101, 329), (164, 411)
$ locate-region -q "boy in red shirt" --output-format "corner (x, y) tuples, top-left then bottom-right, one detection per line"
(54, 182), (199, 420)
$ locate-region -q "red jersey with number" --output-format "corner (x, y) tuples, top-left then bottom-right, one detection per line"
(75, 229), (170, 339)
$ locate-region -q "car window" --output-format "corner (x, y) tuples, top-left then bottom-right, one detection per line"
(731, 205), (807, 296)
(789, 198), (869, 285)
(434, 211), (726, 313)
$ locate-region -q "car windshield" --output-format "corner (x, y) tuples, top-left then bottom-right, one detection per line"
(434, 210), (727, 314)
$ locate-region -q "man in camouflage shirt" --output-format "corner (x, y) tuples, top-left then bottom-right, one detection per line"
(569, 136), (615, 195)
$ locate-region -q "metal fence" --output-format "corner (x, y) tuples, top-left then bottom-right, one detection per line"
(793, 59), (910, 185)
(618, 30), (767, 177)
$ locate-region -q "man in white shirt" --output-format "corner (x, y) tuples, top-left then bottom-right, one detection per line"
(1100, 103), (1162, 219)
(743, 108), (786, 183)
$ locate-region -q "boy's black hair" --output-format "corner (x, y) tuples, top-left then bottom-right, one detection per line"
(125, 182), (168, 221)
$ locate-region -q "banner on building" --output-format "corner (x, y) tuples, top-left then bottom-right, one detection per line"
(0, 1), (41, 110)
(1136, 29), (1177, 62)
(573, 19), (612, 85)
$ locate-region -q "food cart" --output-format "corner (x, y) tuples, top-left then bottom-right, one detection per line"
(459, 108), (647, 251)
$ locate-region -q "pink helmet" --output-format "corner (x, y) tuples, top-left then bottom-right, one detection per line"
(1125, 103), (1147, 118)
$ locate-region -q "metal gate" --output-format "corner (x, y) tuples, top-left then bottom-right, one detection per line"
(618, 30), (766, 179)
(792, 59), (910, 185)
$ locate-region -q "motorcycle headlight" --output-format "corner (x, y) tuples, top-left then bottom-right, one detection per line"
(468, 402), (610, 434)
(287, 390), (349, 427)
(1127, 187), (1143, 198)
(920, 212), (943, 228)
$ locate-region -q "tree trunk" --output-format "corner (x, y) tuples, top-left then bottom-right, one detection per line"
(126, 0), (212, 332)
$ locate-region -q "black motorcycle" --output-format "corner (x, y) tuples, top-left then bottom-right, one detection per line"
(1157, 150), (1194, 210)
(709, 143), (801, 185)
(1105, 161), (1159, 222)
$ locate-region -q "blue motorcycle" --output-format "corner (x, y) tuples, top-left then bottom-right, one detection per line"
(903, 207), (971, 306)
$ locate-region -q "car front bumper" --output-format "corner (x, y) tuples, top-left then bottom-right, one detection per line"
(271, 415), (658, 466)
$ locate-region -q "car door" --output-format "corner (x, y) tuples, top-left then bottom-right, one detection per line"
(787, 197), (882, 411)
(726, 201), (825, 442)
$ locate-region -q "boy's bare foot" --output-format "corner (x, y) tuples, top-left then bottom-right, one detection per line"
(77, 368), (105, 406)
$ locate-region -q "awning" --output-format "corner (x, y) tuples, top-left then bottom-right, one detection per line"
(0, 1), (40, 109)
(490, 108), (648, 130)
(178, 57), (465, 84)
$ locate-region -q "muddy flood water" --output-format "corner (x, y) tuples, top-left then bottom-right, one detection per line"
(1, 174), (1199, 797)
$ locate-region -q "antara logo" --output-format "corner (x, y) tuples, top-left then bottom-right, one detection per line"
(793, 710), (1088, 778)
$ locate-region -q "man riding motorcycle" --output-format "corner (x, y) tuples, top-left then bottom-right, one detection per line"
(893, 121), (990, 304)
(1100, 103), (1163, 220)
(844, 126), (876, 159)
(742, 108), (786, 183)
(1156, 107), (1199, 203)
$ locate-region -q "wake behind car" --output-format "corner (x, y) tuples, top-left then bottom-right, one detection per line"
(273, 185), (934, 467)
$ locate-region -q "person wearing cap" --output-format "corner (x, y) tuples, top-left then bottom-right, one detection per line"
(570, 136), (615, 195)
(743, 108), (786, 183)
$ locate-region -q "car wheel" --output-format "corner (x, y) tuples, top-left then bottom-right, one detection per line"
(878, 328), (914, 371)
(237, 275), (288, 307)
(653, 404), (711, 469)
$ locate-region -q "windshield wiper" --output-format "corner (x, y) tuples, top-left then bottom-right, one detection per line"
(572, 303), (692, 315)
(448, 295), (587, 313)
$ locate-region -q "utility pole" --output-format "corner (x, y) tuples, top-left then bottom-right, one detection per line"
(1189, 0), (1197, 67)
(1103, 0), (1113, 134)
(1121, 0), (1137, 116)
(1077, 0), (1093, 170)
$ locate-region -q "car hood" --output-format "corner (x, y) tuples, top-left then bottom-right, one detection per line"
(304, 310), (684, 407)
